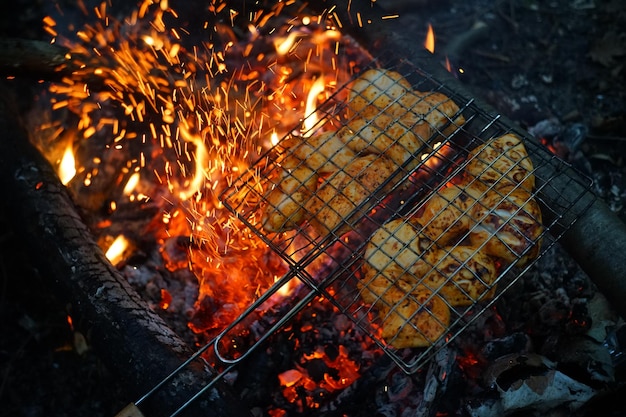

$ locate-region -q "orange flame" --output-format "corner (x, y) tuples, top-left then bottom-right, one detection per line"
(275, 32), (301, 56)
(445, 56), (453, 73)
(40, 0), (372, 345)
(303, 77), (327, 135)
(58, 143), (76, 185)
(177, 123), (209, 201)
(123, 172), (140, 195)
(105, 235), (130, 265)
(424, 23), (435, 53)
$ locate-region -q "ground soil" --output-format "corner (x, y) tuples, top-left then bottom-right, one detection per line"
(1, 1), (625, 416)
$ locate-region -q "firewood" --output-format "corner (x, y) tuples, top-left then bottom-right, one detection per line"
(0, 37), (74, 80)
(0, 85), (251, 417)
(0, 37), (106, 90)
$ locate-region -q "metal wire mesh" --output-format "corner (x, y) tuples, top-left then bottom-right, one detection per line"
(220, 57), (595, 373)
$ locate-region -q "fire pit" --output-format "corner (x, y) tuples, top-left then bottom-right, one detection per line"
(1, 1), (625, 417)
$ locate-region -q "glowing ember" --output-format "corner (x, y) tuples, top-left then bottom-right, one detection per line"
(279, 344), (361, 410)
(278, 369), (303, 388)
(123, 172), (140, 195)
(159, 288), (173, 310)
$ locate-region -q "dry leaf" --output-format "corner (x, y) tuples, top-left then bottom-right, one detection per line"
(73, 331), (90, 355)
(588, 32), (626, 67)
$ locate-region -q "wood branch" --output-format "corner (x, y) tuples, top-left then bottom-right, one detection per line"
(0, 38), (74, 81)
(443, 20), (490, 61)
(0, 83), (251, 417)
(0, 37), (212, 93)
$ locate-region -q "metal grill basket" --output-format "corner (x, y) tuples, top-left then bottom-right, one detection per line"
(220, 56), (595, 373)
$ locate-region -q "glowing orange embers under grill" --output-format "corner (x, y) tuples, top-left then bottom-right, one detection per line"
(278, 344), (361, 408)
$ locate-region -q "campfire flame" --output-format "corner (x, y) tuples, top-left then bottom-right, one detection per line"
(424, 23), (435, 54)
(38, 0), (371, 352)
(58, 142), (77, 185)
(30, 1), (422, 412)
(105, 234), (130, 265)
(303, 77), (327, 134)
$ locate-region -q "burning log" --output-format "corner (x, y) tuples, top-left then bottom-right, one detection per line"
(0, 38), (87, 83)
(0, 38), (68, 77)
(318, 1), (626, 321)
(0, 85), (251, 417)
(0, 37), (183, 93)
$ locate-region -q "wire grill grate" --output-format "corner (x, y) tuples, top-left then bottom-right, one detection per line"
(220, 56), (595, 373)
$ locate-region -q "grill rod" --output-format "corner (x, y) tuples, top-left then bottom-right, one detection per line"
(320, 1), (626, 320)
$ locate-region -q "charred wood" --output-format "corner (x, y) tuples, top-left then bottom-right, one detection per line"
(0, 83), (251, 417)
(0, 38), (85, 83)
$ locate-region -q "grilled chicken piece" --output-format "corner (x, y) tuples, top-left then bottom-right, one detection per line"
(261, 157), (318, 233)
(421, 245), (498, 306)
(394, 90), (466, 139)
(418, 182), (482, 245)
(346, 68), (412, 118)
(465, 133), (535, 191)
(377, 286), (450, 349)
(290, 130), (356, 174)
(343, 71), (465, 170)
(469, 184), (544, 267)
(305, 154), (397, 237)
(341, 116), (422, 170)
(359, 218), (432, 304)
